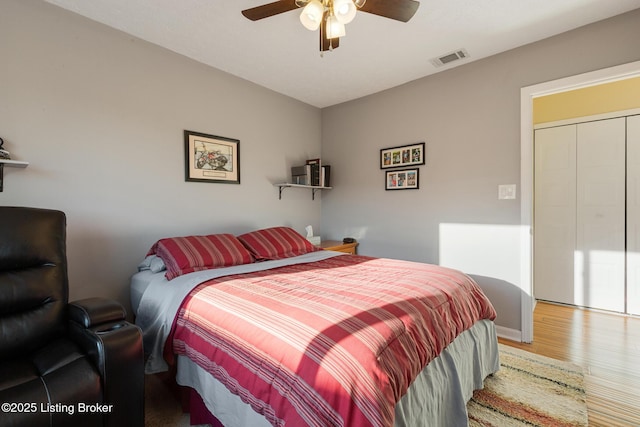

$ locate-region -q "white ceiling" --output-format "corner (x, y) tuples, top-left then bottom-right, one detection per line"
(44, 0), (640, 108)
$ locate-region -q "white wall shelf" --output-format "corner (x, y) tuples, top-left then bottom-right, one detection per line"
(274, 183), (331, 200)
(0, 159), (29, 192)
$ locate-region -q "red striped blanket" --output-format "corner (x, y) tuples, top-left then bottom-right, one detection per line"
(168, 255), (496, 427)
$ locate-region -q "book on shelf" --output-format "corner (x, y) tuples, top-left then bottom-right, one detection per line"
(306, 158), (321, 186)
(321, 165), (330, 187)
(290, 159), (330, 187)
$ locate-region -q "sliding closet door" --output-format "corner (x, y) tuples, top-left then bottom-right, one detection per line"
(534, 125), (577, 305)
(628, 115), (640, 315)
(576, 118), (626, 312)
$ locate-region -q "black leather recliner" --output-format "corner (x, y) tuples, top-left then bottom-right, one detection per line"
(0, 207), (144, 427)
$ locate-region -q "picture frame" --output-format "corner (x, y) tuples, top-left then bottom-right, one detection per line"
(385, 168), (419, 190)
(184, 130), (240, 184)
(380, 142), (425, 169)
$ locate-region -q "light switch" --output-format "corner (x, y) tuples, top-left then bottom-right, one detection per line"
(498, 184), (516, 200)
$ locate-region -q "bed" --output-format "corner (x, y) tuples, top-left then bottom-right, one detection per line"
(133, 227), (499, 427)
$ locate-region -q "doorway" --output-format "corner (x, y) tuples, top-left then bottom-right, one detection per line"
(520, 60), (640, 342)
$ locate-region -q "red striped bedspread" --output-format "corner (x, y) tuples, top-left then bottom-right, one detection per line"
(168, 255), (496, 427)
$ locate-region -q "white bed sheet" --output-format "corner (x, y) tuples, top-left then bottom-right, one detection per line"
(177, 319), (499, 427)
(130, 269), (156, 316)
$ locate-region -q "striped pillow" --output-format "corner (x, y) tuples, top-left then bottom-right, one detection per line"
(148, 234), (254, 280)
(237, 226), (320, 261)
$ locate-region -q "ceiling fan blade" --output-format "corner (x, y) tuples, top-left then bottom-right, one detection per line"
(241, 0), (298, 21)
(359, 0), (419, 22)
(320, 16), (340, 52)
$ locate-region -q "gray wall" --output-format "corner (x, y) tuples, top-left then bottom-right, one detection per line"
(1, 0), (323, 313)
(3, 0), (640, 333)
(320, 9), (640, 332)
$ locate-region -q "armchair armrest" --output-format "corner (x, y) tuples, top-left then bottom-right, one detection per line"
(68, 297), (144, 427)
(69, 297), (126, 327)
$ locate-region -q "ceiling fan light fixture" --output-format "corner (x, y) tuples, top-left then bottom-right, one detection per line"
(333, 0), (357, 24)
(326, 14), (346, 38)
(300, 0), (324, 31)
(242, 0), (419, 53)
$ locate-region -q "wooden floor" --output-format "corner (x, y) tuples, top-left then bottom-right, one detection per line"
(499, 301), (640, 427)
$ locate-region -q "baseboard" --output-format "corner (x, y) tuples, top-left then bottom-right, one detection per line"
(495, 325), (522, 342)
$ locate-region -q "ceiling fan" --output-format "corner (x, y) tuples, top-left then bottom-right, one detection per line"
(242, 0), (420, 52)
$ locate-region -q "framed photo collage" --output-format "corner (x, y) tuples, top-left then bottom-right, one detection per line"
(380, 142), (424, 191)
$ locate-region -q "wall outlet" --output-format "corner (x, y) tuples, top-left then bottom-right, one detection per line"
(498, 184), (517, 200)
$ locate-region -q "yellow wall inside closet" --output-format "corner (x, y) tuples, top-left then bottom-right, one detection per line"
(533, 76), (640, 124)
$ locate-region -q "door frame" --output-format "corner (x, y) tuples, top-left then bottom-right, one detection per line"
(520, 60), (640, 342)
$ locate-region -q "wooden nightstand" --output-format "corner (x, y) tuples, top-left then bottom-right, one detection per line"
(318, 240), (358, 255)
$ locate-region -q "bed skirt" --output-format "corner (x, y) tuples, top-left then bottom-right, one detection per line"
(176, 319), (499, 427)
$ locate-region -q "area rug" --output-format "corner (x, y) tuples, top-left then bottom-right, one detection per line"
(467, 344), (588, 426)
(146, 344), (588, 427)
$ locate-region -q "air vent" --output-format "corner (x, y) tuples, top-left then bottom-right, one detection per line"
(430, 48), (470, 68)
